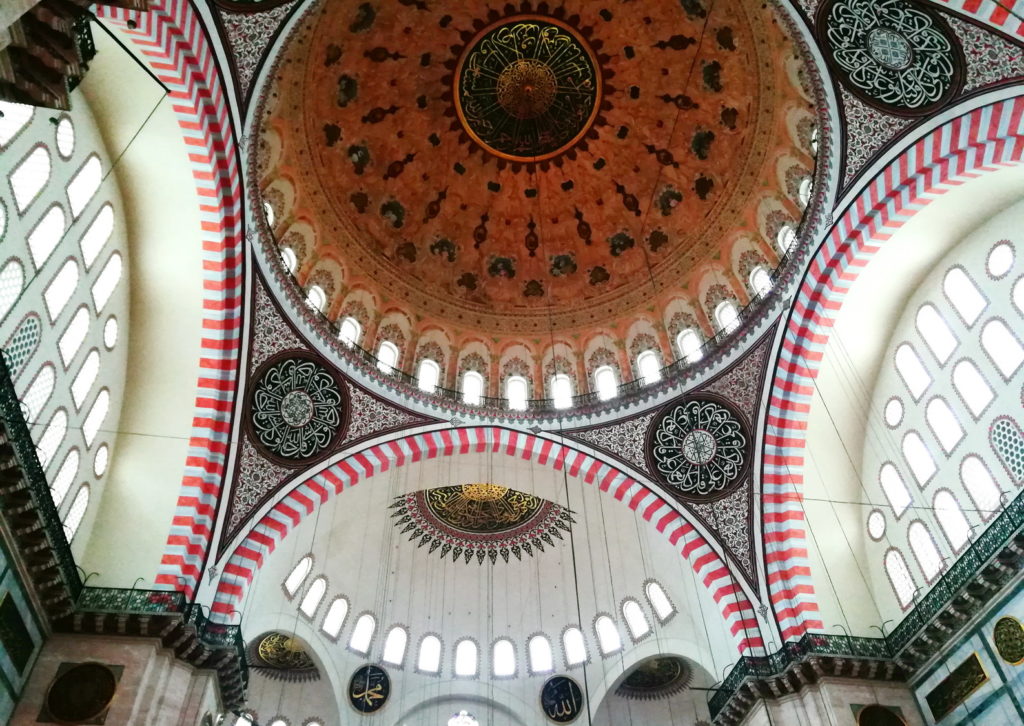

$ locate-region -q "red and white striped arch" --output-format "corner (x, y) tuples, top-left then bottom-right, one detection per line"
(96, 1), (244, 599)
(932, 0), (1024, 37)
(764, 96), (1024, 641)
(213, 426), (765, 654)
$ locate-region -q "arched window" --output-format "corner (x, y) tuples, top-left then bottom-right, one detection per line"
(233, 713), (254, 726)
(933, 490), (970, 552)
(506, 376), (528, 411)
(44, 260), (79, 322)
(594, 366), (617, 401)
(528, 635), (554, 674)
(0, 102), (33, 146)
(376, 341), (399, 373)
(980, 319), (1024, 378)
(382, 626), (408, 666)
(103, 317), (117, 350)
(338, 316), (361, 347)
(93, 444), (109, 477)
(879, 463), (911, 518)
(55, 117), (74, 158)
(988, 242), (1014, 277)
(562, 627), (587, 666)
(268, 721), (286, 726)
(417, 358), (440, 393)
(777, 224), (797, 254)
(280, 247), (297, 274)
(894, 344), (931, 400)
(38, 409), (68, 469)
(21, 363), (55, 421)
(798, 177), (813, 207)
(263, 200), (276, 228)
(59, 307), (90, 366)
(11, 146), (50, 213)
(810, 127), (819, 156)
(349, 614), (375, 654)
(83, 389), (109, 446)
(299, 577), (326, 617)
(449, 712), (479, 726)
(908, 521), (943, 581)
(637, 350), (661, 385)
(594, 615), (622, 655)
(67, 155), (102, 218)
(960, 456), (1001, 520)
(417, 635), (441, 674)
(915, 304), (957, 364)
(91, 252), (122, 313)
(952, 360), (993, 418)
(4, 316), (41, 377)
(645, 581), (675, 622)
(1015, 277), (1024, 316)
(550, 373), (573, 409)
(71, 350), (100, 409)
(925, 398), (962, 454)
(462, 370), (484, 406)
(0, 260), (25, 323)
(50, 449), (79, 507)
(885, 549), (916, 608)
(283, 556), (312, 596)
(454, 639), (477, 677)
(80, 204), (114, 269)
(63, 485), (89, 541)
(749, 266), (773, 298)
(902, 432), (936, 486)
(306, 284), (327, 313)
(622, 600), (651, 640)
(714, 300), (739, 334)
(492, 638), (515, 677)
(28, 206), (66, 269)
(676, 328), (703, 362)
(321, 596), (348, 638)
(943, 268), (986, 326)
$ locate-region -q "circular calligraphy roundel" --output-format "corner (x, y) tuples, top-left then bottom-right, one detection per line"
(648, 397), (748, 500)
(818, 0), (963, 115)
(248, 353), (346, 464)
(349, 664), (390, 714)
(541, 675), (585, 723)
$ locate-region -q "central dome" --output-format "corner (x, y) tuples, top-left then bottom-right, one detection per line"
(256, 0), (819, 389)
(454, 16), (602, 160)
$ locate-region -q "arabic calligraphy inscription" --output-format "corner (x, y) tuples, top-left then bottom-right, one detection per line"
(349, 664), (390, 714)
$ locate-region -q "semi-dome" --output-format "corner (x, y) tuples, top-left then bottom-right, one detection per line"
(255, 0), (820, 403)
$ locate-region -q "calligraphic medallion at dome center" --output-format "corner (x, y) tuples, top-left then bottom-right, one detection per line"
(454, 16), (602, 161)
(649, 398), (748, 499)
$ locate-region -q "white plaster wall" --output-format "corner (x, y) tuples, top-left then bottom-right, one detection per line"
(239, 452), (740, 724)
(77, 29), (207, 586)
(800, 166), (1024, 636)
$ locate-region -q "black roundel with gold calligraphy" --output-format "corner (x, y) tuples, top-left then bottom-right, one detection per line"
(453, 15), (603, 161)
(541, 675), (585, 723)
(349, 664), (390, 714)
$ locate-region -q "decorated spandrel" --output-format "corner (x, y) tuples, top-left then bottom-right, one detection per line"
(349, 664), (390, 714)
(541, 675), (584, 723)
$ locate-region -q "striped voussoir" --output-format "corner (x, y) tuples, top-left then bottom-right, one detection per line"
(764, 96), (1024, 641)
(97, 1), (244, 599)
(213, 426), (766, 654)
(934, 0), (1024, 37)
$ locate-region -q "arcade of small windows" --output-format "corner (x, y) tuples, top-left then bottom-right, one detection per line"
(282, 557), (678, 678)
(1, 102), (125, 543)
(872, 239), (1023, 610)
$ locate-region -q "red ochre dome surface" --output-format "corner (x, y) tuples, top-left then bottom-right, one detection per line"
(257, 0), (817, 393)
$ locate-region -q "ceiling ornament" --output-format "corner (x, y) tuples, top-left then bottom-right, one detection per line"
(248, 632), (320, 683)
(819, 0), (963, 115)
(993, 616), (1024, 665)
(248, 354), (346, 464)
(388, 483), (574, 564)
(615, 656), (693, 700)
(449, 15), (605, 162)
(648, 397), (748, 499)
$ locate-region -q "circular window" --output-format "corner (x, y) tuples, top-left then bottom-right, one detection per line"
(93, 443), (109, 477)
(884, 397), (904, 428)
(987, 242), (1014, 278)
(103, 317), (118, 349)
(867, 510), (886, 540)
(55, 117), (75, 158)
